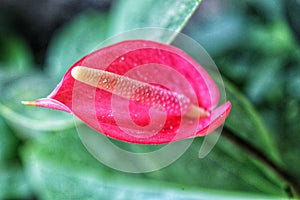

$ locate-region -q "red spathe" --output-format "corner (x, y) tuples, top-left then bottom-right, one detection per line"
(28, 40), (231, 144)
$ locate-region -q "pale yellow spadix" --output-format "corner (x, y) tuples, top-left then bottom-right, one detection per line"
(71, 66), (209, 119)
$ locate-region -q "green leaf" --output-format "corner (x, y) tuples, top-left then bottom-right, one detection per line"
(140, 135), (285, 196)
(0, 72), (74, 139)
(245, 58), (283, 104)
(0, 117), (32, 199)
(0, 165), (32, 199)
(0, 34), (34, 72)
(248, 20), (298, 58)
(109, 0), (201, 43)
(75, 124), (285, 195)
(0, 68), (24, 86)
(223, 79), (285, 187)
(45, 11), (108, 81)
(224, 79), (280, 160)
(22, 128), (280, 199)
(0, 117), (18, 160)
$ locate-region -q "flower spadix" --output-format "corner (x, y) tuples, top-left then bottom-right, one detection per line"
(22, 40), (231, 144)
(71, 66), (209, 119)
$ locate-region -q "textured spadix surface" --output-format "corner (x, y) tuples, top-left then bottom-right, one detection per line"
(23, 40), (231, 144)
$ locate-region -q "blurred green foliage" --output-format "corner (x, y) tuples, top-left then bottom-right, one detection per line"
(0, 0), (299, 199)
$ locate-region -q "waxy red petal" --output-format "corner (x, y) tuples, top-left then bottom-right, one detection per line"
(27, 40), (231, 144)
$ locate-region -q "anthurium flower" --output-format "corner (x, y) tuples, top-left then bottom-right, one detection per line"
(22, 40), (231, 144)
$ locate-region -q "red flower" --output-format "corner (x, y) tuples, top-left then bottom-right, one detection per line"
(23, 40), (231, 144)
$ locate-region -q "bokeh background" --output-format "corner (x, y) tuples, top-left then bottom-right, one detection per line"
(0, 0), (300, 199)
